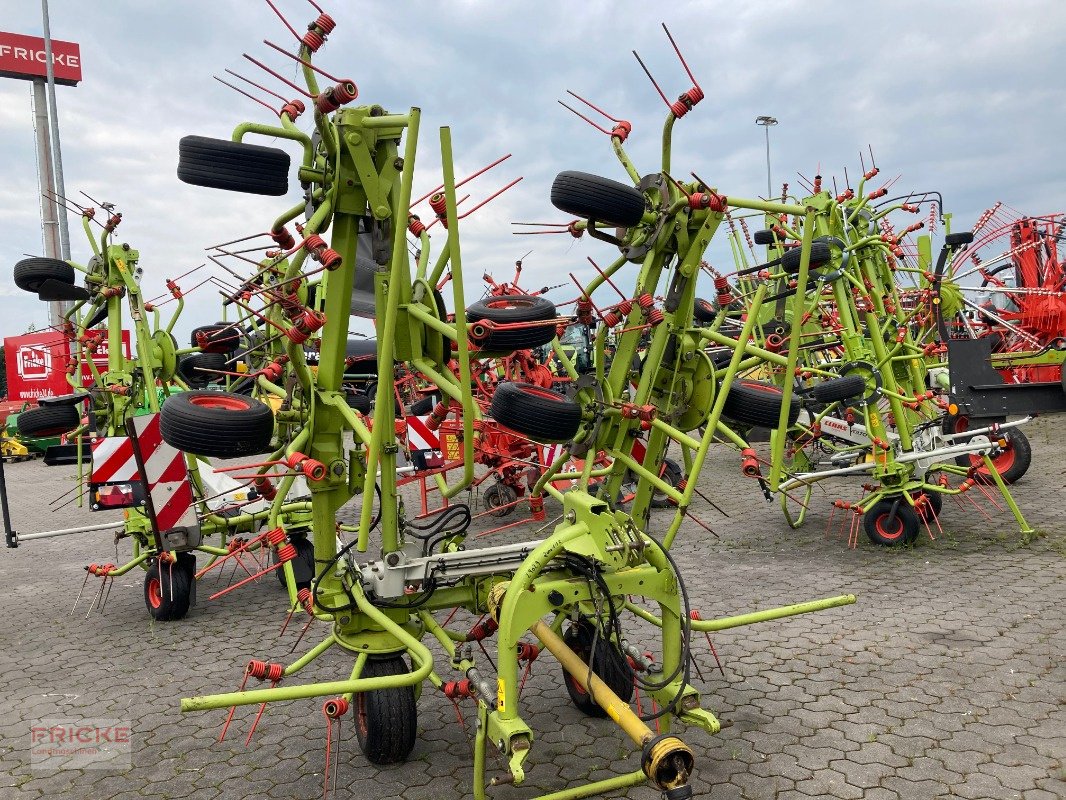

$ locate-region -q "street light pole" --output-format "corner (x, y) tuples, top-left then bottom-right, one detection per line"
(755, 115), (778, 199)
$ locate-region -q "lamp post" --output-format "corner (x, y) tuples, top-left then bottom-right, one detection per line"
(755, 115), (778, 199)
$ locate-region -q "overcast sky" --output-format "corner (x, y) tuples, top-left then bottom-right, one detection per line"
(1, 0), (1064, 344)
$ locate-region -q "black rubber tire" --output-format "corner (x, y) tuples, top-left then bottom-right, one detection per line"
(753, 229), (777, 246)
(863, 499), (920, 546)
(649, 458), (684, 509)
(353, 655), (417, 765)
(160, 391), (274, 458)
(409, 394), (438, 416)
(16, 404), (80, 438)
(14, 257), (75, 293)
(945, 231), (974, 246)
(550, 170), (646, 228)
(489, 382), (582, 443)
(780, 241), (832, 273)
(466, 295), (558, 353)
(191, 323), (240, 355)
(177, 352), (227, 388)
(943, 415), (1032, 484)
(811, 375), (867, 404)
(561, 619), (634, 717)
(273, 535), (315, 591)
(178, 135), (290, 196)
(693, 297), (717, 324)
(346, 392), (372, 414)
(722, 379), (800, 428)
(483, 483), (518, 517)
(144, 560), (193, 621)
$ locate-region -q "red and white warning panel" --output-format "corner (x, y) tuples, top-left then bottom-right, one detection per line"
(405, 415), (441, 451)
(130, 413), (196, 535)
(89, 436), (145, 510)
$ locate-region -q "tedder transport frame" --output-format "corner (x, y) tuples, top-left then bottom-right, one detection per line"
(8, 201), (318, 621)
(163, 5), (854, 798)
(708, 173), (1037, 546)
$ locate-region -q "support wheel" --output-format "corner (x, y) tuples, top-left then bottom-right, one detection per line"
(144, 559), (194, 621)
(722, 380), (800, 428)
(649, 458), (684, 509)
(466, 295), (558, 353)
(353, 655), (417, 765)
(943, 415), (1032, 484)
(483, 483), (518, 517)
(561, 619), (634, 717)
(489, 382), (582, 443)
(550, 170), (647, 228)
(273, 535), (315, 591)
(177, 135), (290, 196)
(863, 499), (920, 547)
(14, 257), (75, 293)
(160, 391), (274, 458)
(16, 404), (80, 438)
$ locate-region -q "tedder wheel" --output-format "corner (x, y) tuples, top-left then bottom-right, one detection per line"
(465, 295), (558, 352)
(863, 499), (921, 547)
(353, 655), (417, 765)
(693, 297), (717, 324)
(780, 240), (832, 273)
(919, 489), (944, 518)
(13, 257), (76, 293)
(273, 535), (315, 591)
(722, 379), (801, 428)
(144, 559), (194, 621)
(489, 382), (582, 443)
(345, 392), (372, 414)
(943, 415), (1032, 484)
(16, 404), (80, 438)
(160, 391), (274, 458)
(550, 170), (647, 228)
(409, 394), (438, 416)
(483, 482), (518, 517)
(561, 619), (634, 717)
(177, 351), (227, 388)
(810, 374), (867, 404)
(177, 135), (290, 196)
(191, 323), (240, 354)
(945, 231), (974, 246)
(649, 458), (684, 509)
(752, 229), (777, 246)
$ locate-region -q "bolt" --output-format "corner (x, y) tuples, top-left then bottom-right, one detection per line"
(565, 511), (576, 523)
(393, 157), (404, 170)
(385, 552), (400, 567)
(331, 461), (345, 477)
(339, 616), (351, 625)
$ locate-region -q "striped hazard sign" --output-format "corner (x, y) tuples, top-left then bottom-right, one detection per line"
(405, 415), (440, 451)
(91, 436), (139, 484)
(128, 413), (196, 534)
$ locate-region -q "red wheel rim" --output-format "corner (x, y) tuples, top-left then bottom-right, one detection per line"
(970, 441), (1015, 476)
(874, 513), (905, 541)
(517, 385), (565, 403)
(568, 673), (589, 697)
(485, 298), (534, 310)
(355, 695), (368, 737)
(738, 380), (781, 396)
(188, 394), (250, 411)
(147, 577), (162, 608)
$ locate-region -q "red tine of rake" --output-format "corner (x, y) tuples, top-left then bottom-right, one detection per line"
(456, 177), (523, 221)
(209, 557), (286, 601)
(587, 257), (628, 301)
(242, 53), (314, 99)
(224, 68), (290, 105)
(214, 75), (279, 115)
(263, 39), (348, 84)
(413, 154), (513, 207)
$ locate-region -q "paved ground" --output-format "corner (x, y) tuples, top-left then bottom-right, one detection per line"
(0, 418), (1063, 800)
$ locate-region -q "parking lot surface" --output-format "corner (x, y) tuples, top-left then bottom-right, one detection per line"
(0, 418), (1063, 799)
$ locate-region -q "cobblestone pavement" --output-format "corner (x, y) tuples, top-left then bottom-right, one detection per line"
(0, 418), (1062, 800)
